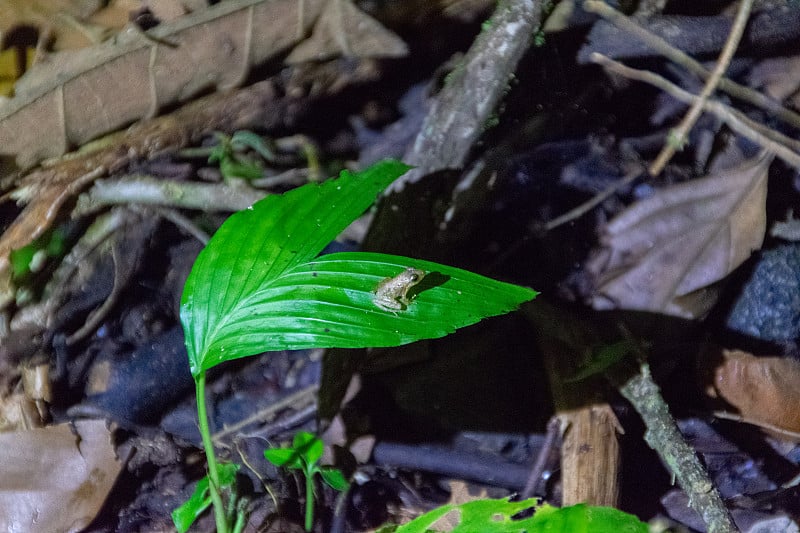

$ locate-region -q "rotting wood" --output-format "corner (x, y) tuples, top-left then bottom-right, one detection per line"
(0, 0), (327, 171)
(559, 405), (621, 506)
(526, 300), (622, 508)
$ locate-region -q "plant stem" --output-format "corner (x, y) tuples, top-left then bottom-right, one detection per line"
(196, 371), (229, 533)
(305, 470), (314, 531)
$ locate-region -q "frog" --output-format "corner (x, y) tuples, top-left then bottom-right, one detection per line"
(372, 267), (426, 312)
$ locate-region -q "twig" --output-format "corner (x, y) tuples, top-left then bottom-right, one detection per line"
(591, 53), (800, 169)
(245, 403), (318, 441)
(73, 175), (267, 216)
(521, 416), (560, 498)
(234, 440), (280, 510)
(582, 0), (800, 130)
(143, 205), (211, 244)
(648, 0), (754, 175)
(213, 385), (319, 446)
(545, 168), (641, 231)
(612, 362), (737, 533)
(66, 244), (126, 346)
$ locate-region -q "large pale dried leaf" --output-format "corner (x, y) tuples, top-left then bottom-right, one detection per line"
(286, 0), (407, 63)
(0, 0), (136, 51)
(704, 349), (800, 438)
(0, 419), (123, 533)
(587, 152), (772, 318)
(0, 0), (325, 170)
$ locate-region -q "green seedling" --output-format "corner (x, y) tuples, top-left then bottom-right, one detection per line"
(172, 462), (242, 533)
(10, 227), (66, 281)
(377, 499), (648, 533)
(208, 130), (275, 181)
(181, 130), (278, 181)
(176, 159), (537, 532)
(264, 431), (348, 531)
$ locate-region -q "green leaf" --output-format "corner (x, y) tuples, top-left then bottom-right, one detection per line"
(293, 431), (324, 465)
(219, 156), (263, 181)
(395, 500), (648, 533)
(10, 245), (36, 278)
(193, 251), (536, 371)
(230, 130), (276, 162)
(396, 497), (539, 532)
(181, 160), (411, 375)
(217, 462), (240, 486)
(171, 463), (240, 533)
(566, 340), (639, 383)
(525, 503), (648, 533)
(264, 447), (304, 469)
(172, 476), (212, 533)
(319, 467), (349, 491)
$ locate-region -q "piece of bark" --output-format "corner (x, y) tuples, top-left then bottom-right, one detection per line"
(526, 300), (622, 507)
(559, 405), (621, 506)
(399, 0), (541, 188)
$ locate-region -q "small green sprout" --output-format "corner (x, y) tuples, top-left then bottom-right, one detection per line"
(181, 130), (278, 181)
(10, 227), (67, 281)
(207, 130), (275, 181)
(264, 431), (349, 532)
(172, 462), (243, 533)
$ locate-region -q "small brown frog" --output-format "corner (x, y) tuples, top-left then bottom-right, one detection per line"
(372, 267), (425, 312)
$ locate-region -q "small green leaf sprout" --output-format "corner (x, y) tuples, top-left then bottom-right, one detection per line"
(264, 431), (349, 532)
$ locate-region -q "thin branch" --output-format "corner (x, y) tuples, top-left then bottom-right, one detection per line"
(582, 0), (800, 130)
(212, 384), (319, 445)
(613, 362), (737, 533)
(545, 168), (641, 231)
(141, 205), (211, 244)
(521, 416), (561, 498)
(73, 175), (266, 216)
(649, 0), (754, 175)
(591, 53), (800, 169)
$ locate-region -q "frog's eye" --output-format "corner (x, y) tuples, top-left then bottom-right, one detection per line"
(409, 273), (420, 282)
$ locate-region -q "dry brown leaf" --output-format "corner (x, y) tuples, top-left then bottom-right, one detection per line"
(0, 0), (136, 51)
(0, 419), (123, 533)
(587, 152), (773, 318)
(703, 348), (800, 438)
(0, 0), (326, 170)
(140, 0), (193, 21)
(286, 0), (407, 63)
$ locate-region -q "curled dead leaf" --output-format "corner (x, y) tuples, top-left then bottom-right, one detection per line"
(587, 152), (773, 318)
(702, 348), (800, 438)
